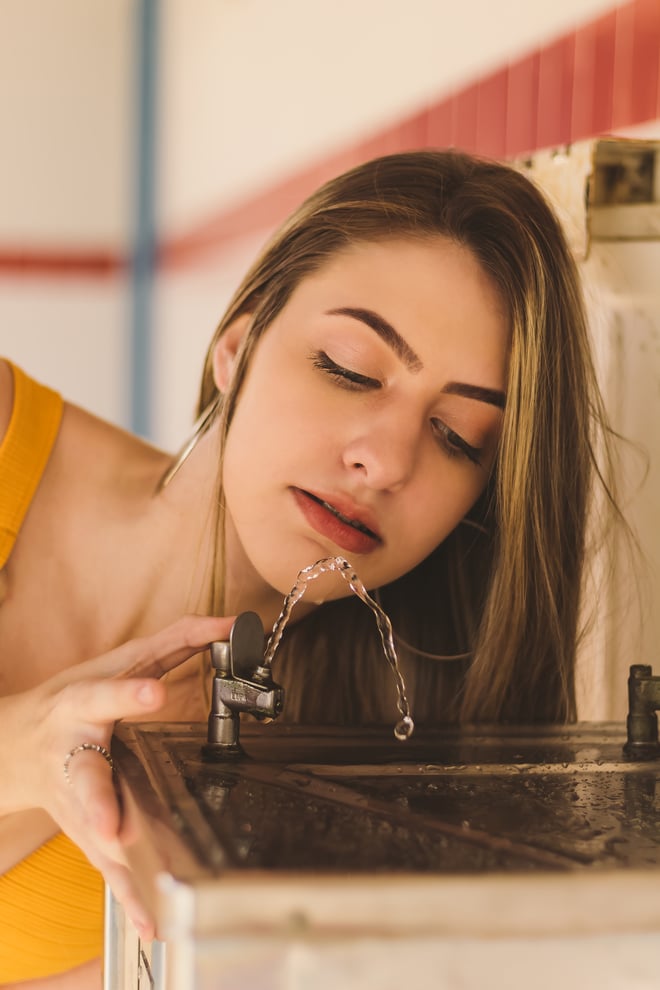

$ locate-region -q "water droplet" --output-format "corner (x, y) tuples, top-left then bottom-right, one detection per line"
(394, 716), (415, 741)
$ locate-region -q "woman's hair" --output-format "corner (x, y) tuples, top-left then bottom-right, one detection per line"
(196, 148), (621, 726)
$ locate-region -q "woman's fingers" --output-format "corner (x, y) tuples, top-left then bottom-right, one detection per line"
(51, 615), (235, 724)
(58, 676), (167, 727)
(116, 614), (236, 679)
(103, 862), (156, 940)
(15, 614), (239, 934)
(56, 614), (236, 685)
(37, 614), (236, 826)
(64, 820), (155, 939)
(56, 740), (156, 937)
(63, 745), (123, 843)
(57, 749), (156, 936)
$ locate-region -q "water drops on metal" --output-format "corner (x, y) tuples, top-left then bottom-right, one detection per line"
(263, 556), (414, 741)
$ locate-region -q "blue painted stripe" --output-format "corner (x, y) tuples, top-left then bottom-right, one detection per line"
(130, 0), (158, 438)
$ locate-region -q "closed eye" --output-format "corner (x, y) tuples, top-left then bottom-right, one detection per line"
(431, 419), (483, 466)
(311, 350), (382, 391)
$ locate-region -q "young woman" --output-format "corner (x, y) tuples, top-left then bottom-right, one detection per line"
(0, 150), (619, 987)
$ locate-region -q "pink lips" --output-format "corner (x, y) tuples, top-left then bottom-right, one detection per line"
(291, 488), (382, 555)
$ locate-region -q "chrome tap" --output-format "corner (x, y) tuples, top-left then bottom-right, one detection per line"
(202, 611), (284, 761)
(623, 664), (660, 760)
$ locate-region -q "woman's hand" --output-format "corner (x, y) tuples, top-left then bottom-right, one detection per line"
(0, 613), (234, 939)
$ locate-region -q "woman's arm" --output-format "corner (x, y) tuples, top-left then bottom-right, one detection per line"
(0, 613), (234, 938)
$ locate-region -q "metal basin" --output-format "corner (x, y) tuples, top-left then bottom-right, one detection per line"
(107, 721), (660, 989)
(114, 721), (660, 876)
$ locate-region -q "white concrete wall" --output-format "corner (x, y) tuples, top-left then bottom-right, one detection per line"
(581, 236), (660, 718)
(0, 278), (131, 428)
(0, 0), (626, 436)
(0, 0), (133, 425)
(152, 234), (262, 445)
(0, 0), (133, 248)
(157, 0), (621, 236)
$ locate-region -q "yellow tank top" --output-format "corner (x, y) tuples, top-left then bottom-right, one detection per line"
(0, 362), (105, 981)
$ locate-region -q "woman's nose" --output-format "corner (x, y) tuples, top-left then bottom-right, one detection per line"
(342, 415), (419, 492)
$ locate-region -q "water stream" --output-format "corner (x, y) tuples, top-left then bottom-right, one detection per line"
(263, 556), (414, 740)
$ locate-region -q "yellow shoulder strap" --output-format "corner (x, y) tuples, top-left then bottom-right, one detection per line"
(0, 362), (63, 569)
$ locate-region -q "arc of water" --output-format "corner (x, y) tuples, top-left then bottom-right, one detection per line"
(263, 556), (414, 740)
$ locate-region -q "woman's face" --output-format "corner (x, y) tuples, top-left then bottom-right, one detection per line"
(220, 236), (508, 606)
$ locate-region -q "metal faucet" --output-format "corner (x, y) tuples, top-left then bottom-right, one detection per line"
(201, 611), (284, 761)
(623, 664), (660, 759)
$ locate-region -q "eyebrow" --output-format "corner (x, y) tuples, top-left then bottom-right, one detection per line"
(327, 306), (423, 372)
(442, 381), (506, 410)
(326, 305), (506, 410)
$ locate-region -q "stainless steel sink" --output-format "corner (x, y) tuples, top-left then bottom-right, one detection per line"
(107, 721), (660, 990)
(114, 721), (660, 875)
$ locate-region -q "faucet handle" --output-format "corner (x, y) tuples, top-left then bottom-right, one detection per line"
(210, 611), (265, 681)
(230, 610), (267, 682)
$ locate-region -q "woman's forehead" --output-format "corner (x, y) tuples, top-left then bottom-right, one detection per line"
(288, 235), (508, 325)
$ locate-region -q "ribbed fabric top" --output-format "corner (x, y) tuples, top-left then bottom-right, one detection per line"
(0, 362), (104, 980)
(0, 361), (63, 568)
(0, 833), (105, 980)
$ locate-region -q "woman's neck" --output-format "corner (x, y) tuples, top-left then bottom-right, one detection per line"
(119, 426), (219, 632)
(140, 421), (318, 638)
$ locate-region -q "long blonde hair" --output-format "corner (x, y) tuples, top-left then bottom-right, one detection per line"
(195, 150), (620, 725)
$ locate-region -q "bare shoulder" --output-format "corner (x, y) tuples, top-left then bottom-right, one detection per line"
(55, 401), (170, 496)
(0, 359), (14, 446)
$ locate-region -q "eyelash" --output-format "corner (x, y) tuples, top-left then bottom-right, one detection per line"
(311, 349), (483, 467)
(431, 420), (483, 466)
(311, 350), (381, 391)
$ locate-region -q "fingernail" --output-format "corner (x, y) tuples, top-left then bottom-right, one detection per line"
(137, 682), (156, 705)
(132, 913), (147, 931)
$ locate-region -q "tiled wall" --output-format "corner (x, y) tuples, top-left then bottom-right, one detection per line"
(355, 0), (660, 157)
(3, 0), (659, 273)
(163, 0), (660, 266)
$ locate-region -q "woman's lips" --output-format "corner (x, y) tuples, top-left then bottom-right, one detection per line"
(291, 488), (382, 555)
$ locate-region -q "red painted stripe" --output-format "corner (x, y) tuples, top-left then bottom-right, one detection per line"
(477, 69), (508, 160)
(0, 249), (125, 278)
(159, 151), (360, 269)
(163, 0), (644, 268)
(2, 0), (655, 276)
(612, 1), (637, 128)
(627, 0), (660, 125)
(536, 34), (576, 151)
(506, 53), (540, 158)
